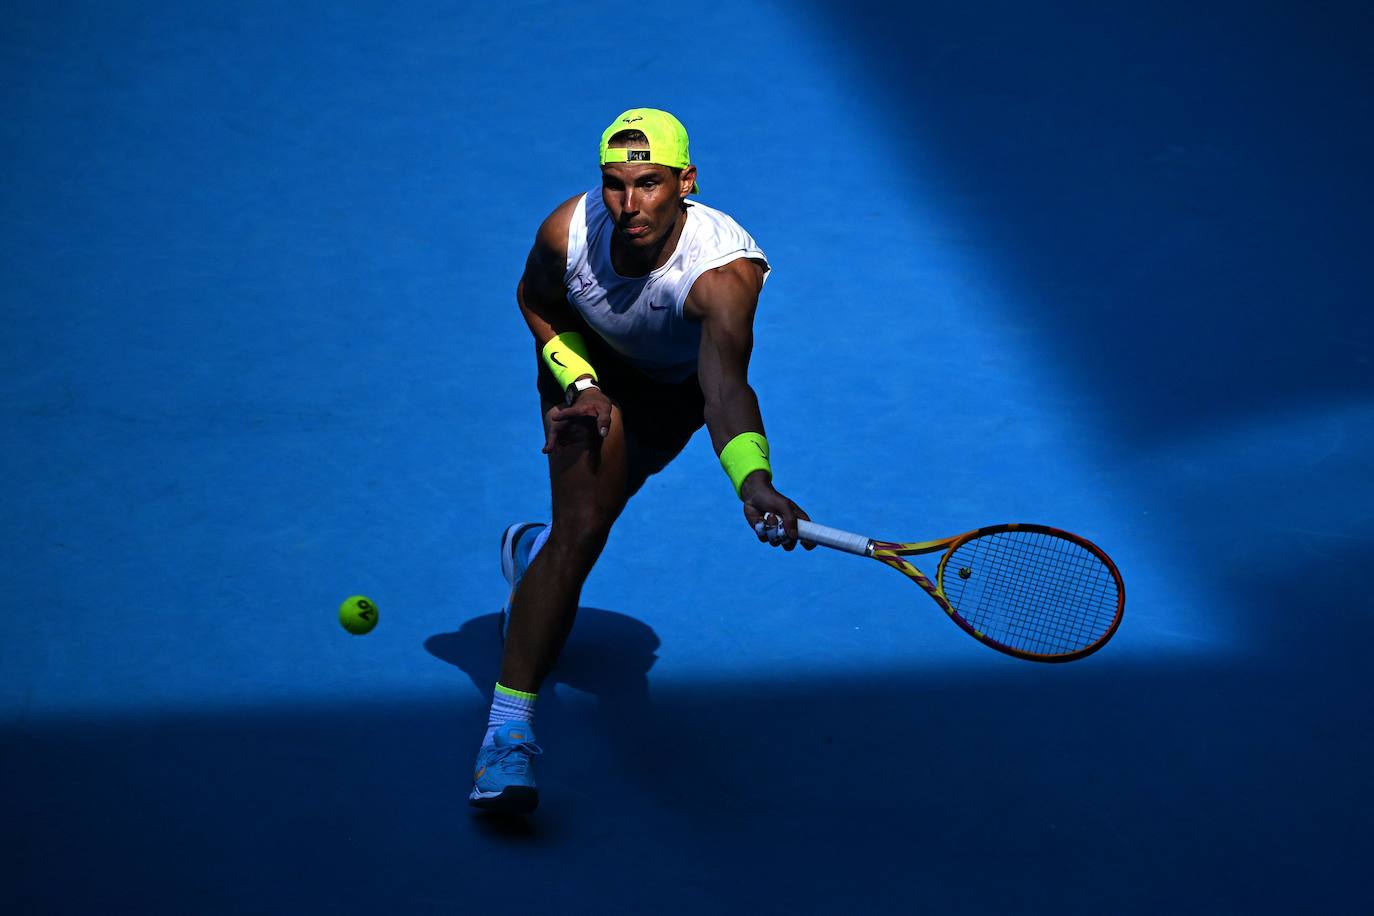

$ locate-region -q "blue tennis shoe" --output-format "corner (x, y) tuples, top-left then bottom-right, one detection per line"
(468, 721), (543, 814)
(499, 522), (545, 642)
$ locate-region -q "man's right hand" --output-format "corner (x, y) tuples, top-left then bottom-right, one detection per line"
(542, 389), (614, 453)
(740, 472), (815, 552)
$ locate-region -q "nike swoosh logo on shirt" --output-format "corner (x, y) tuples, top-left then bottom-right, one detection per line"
(648, 303), (667, 311)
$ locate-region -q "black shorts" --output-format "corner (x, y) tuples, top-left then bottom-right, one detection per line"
(536, 332), (706, 474)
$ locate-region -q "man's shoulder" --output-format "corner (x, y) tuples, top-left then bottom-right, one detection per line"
(690, 256), (766, 294)
(532, 193), (586, 255)
(522, 193), (587, 289)
(547, 192), (585, 225)
(682, 257), (766, 322)
(685, 199), (762, 250)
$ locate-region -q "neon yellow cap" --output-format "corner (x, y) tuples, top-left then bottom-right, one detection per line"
(599, 108), (699, 194)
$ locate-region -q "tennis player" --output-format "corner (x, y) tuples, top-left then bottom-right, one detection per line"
(469, 108), (811, 814)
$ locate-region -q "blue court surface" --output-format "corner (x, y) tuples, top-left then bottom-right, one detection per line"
(4, 2), (1371, 913)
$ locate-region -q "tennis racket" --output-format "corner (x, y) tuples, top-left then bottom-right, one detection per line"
(758, 518), (1124, 662)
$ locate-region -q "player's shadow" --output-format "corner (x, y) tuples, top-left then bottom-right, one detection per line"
(424, 606), (660, 708)
(425, 606), (671, 817)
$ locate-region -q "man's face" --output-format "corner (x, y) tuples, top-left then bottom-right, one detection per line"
(600, 162), (696, 250)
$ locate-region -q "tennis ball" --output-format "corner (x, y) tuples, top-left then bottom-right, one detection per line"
(339, 595), (379, 635)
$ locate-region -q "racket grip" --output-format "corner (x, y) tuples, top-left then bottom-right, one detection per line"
(753, 519), (871, 556)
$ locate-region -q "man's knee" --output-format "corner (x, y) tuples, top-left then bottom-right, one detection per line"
(543, 514), (615, 568)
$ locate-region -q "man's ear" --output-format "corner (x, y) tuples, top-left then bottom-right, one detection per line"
(679, 165), (698, 199)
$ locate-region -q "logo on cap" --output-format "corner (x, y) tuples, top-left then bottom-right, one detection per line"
(627, 150), (651, 161)
(622, 116), (643, 123)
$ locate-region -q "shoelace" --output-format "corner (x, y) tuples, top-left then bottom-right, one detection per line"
(489, 741), (543, 775)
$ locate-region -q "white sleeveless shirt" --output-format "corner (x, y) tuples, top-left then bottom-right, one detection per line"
(564, 188), (769, 383)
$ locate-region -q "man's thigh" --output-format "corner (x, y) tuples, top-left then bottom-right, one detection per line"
(535, 349), (705, 499)
(620, 380), (705, 494)
(580, 349), (704, 494)
(541, 396), (630, 538)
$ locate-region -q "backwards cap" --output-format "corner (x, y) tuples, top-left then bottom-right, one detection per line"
(599, 108), (699, 194)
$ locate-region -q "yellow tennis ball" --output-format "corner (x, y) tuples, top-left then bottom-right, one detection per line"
(339, 595), (379, 635)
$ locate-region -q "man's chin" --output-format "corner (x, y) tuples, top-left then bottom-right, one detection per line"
(617, 227), (655, 245)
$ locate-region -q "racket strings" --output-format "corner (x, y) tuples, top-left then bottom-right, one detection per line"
(940, 529), (1119, 656)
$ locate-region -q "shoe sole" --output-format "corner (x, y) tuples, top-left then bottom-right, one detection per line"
(469, 785), (539, 815)
(499, 522), (544, 644)
(500, 522), (544, 587)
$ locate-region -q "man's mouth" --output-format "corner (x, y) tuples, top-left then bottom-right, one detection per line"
(623, 224), (650, 238)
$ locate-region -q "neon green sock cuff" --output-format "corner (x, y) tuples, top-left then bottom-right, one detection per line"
(495, 682), (538, 702)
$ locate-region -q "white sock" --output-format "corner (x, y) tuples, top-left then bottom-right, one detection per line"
(484, 683), (536, 745)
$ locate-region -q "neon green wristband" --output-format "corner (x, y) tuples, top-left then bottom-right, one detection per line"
(719, 432), (772, 497)
(541, 332), (599, 390)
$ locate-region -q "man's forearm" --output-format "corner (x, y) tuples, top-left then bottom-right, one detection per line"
(704, 383), (766, 454)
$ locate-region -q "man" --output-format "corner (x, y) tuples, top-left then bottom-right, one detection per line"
(469, 108), (811, 814)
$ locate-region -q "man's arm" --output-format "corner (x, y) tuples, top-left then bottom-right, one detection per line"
(688, 259), (813, 550)
(516, 196), (579, 348)
(518, 196), (615, 449)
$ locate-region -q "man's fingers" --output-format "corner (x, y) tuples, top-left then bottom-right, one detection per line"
(775, 508), (797, 549)
(542, 412), (583, 454)
(556, 399), (611, 436)
(744, 506), (769, 542)
(751, 505), (815, 551)
(767, 507), (798, 546)
(551, 405), (580, 422)
(763, 512), (788, 546)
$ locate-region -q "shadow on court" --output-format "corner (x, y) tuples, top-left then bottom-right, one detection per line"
(423, 607), (660, 715)
(822, 0), (1373, 442)
(5, 3), (1372, 914)
(7, 606), (1369, 915)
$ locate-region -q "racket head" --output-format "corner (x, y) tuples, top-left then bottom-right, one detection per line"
(927, 524), (1125, 662)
